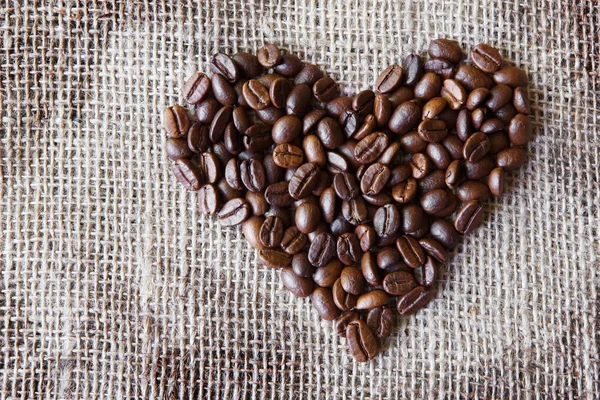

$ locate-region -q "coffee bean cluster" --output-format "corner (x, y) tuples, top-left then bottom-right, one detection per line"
(163, 40), (531, 362)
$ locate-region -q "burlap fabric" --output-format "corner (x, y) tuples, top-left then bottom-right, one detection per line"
(1, 1), (599, 398)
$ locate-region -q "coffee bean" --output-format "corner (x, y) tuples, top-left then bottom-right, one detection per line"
(239, 158), (265, 192)
(272, 53), (303, 76)
(373, 94), (392, 127)
(224, 158), (244, 190)
(360, 163), (390, 196)
(337, 233), (362, 265)
(326, 152), (349, 175)
(217, 197), (251, 226)
(355, 114), (376, 141)
(376, 246), (401, 270)
(400, 131), (428, 154)
(495, 102), (518, 124)
(372, 203), (401, 242)
(302, 134), (327, 168)
(183, 72), (211, 105)
(313, 77), (338, 102)
(255, 106), (285, 125)
(508, 114), (532, 145)
(312, 287), (341, 321)
(288, 163), (320, 200)
(303, 109), (328, 134)
(281, 267), (313, 298)
(198, 184), (220, 216)
(465, 156), (495, 180)
(422, 97), (447, 120)
(265, 77), (290, 109)
(317, 117), (344, 149)
(513, 87), (530, 114)
(326, 96), (353, 119)
(420, 189), (454, 215)
(211, 73), (237, 106)
(209, 105), (233, 143)
(455, 65), (493, 91)
(232, 51), (264, 79)
(397, 286), (432, 316)
(496, 147), (527, 171)
(396, 235), (426, 268)
(242, 79), (271, 110)
(241, 216), (265, 249)
(410, 153), (431, 179)
(389, 101), (421, 134)
(456, 180), (490, 202)
(165, 138), (193, 160)
(428, 38), (463, 63)
(355, 225), (376, 253)
(426, 143), (451, 170)
(244, 123), (273, 152)
(466, 87), (490, 110)
(352, 90), (375, 115)
(429, 218), (459, 250)
(339, 110), (363, 138)
(470, 107), (487, 130)
(485, 84), (512, 112)
(257, 215), (283, 248)
(330, 215), (355, 237)
(308, 232), (336, 268)
(245, 191), (268, 216)
(419, 170), (447, 194)
(272, 143), (303, 169)
(441, 79), (467, 110)
(335, 311), (361, 338)
(281, 226), (309, 255)
(259, 248), (292, 269)
(195, 98), (220, 124)
(216, 177), (244, 202)
(463, 131), (491, 162)
(403, 54), (424, 86)
(340, 266), (365, 295)
(366, 307), (394, 338)
(172, 158), (202, 190)
(481, 119), (505, 136)
(316, 187), (335, 224)
(346, 320), (378, 362)
(414, 72), (441, 101)
(424, 58), (456, 79)
(272, 115), (302, 144)
(418, 238), (448, 263)
(356, 290), (390, 310)
(470, 43), (503, 73)
(291, 252), (313, 277)
(295, 202), (321, 234)
(338, 140), (362, 170)
(257, 44), (281, 68)
(388, 86), (415, 108)
(286, 84), (312, 116)
(399, 203), (424, 235)
(377, 142), (402, 165)
(232, 79), (248, 107)
(391, 177), (418, 204)
(493, 66), (528, 88)
(333, 172), (359, 201)
(164, 105), (190, 138)
(355, 132), (389, 164)
(375, 64), (403, 93)
(382, 270), (415, 296)
(357, 252), (380, 287)
(414, 256), (438, 287)
(441, 134), (465, 160)
(332, 278), (358, 311)
(488, 167), (504, 196)
(418, 119), (448, 143)
(211, 52), (240, 82)
(263, 154), (284, 186)
(454, 200), (484, 234)
(313, 258), (344, 287)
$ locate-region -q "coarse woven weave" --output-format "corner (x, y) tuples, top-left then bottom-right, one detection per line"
(1, 0), (599, 399)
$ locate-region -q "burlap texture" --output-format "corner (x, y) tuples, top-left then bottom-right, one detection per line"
(1, 1), (599, 398)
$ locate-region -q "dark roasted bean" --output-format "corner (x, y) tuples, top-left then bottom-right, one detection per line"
(455, 64), (493, 91)
(339, 110), (363, 138)
(488, 167), (505, 196)
(209, 105), (233, 143)
(242, 79), (271, 110)
(466, 87), (490, 110)
(164, 105), (191, 138)
(282, 227), (309, 255)
(418, 119), (448, 143)
(373, 94), (393, 127)
(353, 114), (377, 140)
(414, 256), (438, 287)
(376, 246), (401, 270)
(172, 158), (202, 190)
(312, 287), (341, 320)
(463, 131), (490, 162)
(424, 58), (456, 79)
(281, 267), (313, 297)
(342, 197), (368, 226)
(367, 307), (394, 338)
(353, 90), (376, 115)
(389, 101), (421, 134)
(233, 51), (264, 79)
(211, 52), (239, 82)
(313, 258), (344, 287)
(245, 191), (269, 216)
(295, 202), (321, 234)
(403, 53), (424, 86)
(223, 122), (242, 155)
(263, 154), (284, 185)
(165, 138), (193, 160)
(291, 252), (314, 277)
(396, 235), (426, 268)
(317, 117), (344, 149)
(388, 86), (415, 108)
(216, 177), (244, 202)
(195, 98), (221, 124)
(420, 189), (454, 215)
(288, 163), (320, 200)
(211, 73), (237, 105)
(259, 215), (284, 248)
(183, 72), (211, 104)
(485, 84), (513, 112)
(308, 232), (336, 268)
(239, 158), (265, 192)
(373, 203), (401, 240)
(418, 170), (447, 194)
(355, 225), (377, 253)
(377, 142), (402, 165)
(360, 251), (382, 286)
(456, 180), (490, 202)
(326, 152), (349, 175)
(356, 290), (390, 310)
(375, 64), (403, 93)
(242, 216), (265, 249)
(383, 270), (416, 296)
(333, 278), (358, 311)
(326, 96), (353, 119)
(361, 163), (390, 195)
(471, 107), (487, 130)
(414, 72), (441, 101)
(429, 218), (459, 249)
(480, 117), (505, 134)
(303, 134), (327, 168)
(335, 311), (361, 338)
(513, 87), (531, 114)
(257, 44), (281, 68)
(272, 115), (302, 144)
(426, 143), (451, 170)
(397, 286), (432, 315)
(198, 184), (220, 216)
(346, 319), (378, 362)
(303, 109), (327, 134)
(337, 232), (362, 265)
(493, 66), (528, 88)
(496, 147), (527, 171)
(441, 79), (467, 110)
(334, 172), (360, 201)
(286, 84), (312, 116)
(422, 97), (447, 120)
(508, 114), (532, 145)
(313, 76), (338, 102)
(400, 131), (428, 154)
(274, 53), (303, 77)
(419, 238), (448, 263)
(465, 156), (495, 180)
(429, 38), (463, 63)
(259, 248), (292, 269)
(391, 177), (418, 204)
(470, 43), (503, 73)
(340, 266), (365, 295)
(441, 134), (465, 160)
(217, 197), (250, 226)
(355, 132), (389, 164)
(454, 200), (484, 234)
(294, 64), (324, 86)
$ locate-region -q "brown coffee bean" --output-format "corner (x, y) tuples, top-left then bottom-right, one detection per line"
(313, 258), (344, 287)
(346, 320), (378, 362)
(232, 51), (264, 79)
(271, 144), (302, 169)
(303, 134), (327, 168)
(342, 197), (368, 226)
(195, 98), (220, 124)
(312, 287), (341, 321)
(281, 226), (309, 255)
(440, 79), (466, 110)
(274, 53), (303, 77)
(242, 79), (271, 110)
(258, 215), (284, 248)
(165, 138), (193, 160)
(360, 163), (390, 196)
(339, 266), (365, 295)
(326, 152), (349, 175)
(466, 87), (490, 110)
(422, 97), (447, 120)
(326, 96), (353, 119)
(223, 122), (242, 155)
(403, 53), (424, 86)
(428, 38), (463, 63)
(308, 232), (336, 268)
(209, 105), (233, 143)
(356, 290), (390, 310)
(355, 132), (389, 164)
(418, 238), (448, 263)
(463, 132), (491, 162)
(367, 307), (394, 338)
(246, 191), (268, 216)
(399, 204), (423, 235)
(216, 177), (244, 202)
(316, 117), (344, 149)
(470, 43), (502, 73)
(420, 189), (454, 215)
(389, 101), (421, 135)
(377, 142), (402, 165)
(429, 218), (459, 249)
(375, 64), (403, 93)
(441, 134), (465, 160)
(292, 64), (322, 86)
(353, 90), (376, 115)
(373, 204), (401, 240)
(376, 246), (402, 270)
(387, 165), (411, 187)
(353, 114), (377, 140)
(289, 163), (319, 199)
(242, 216), (265, 249)
(496, 147), (527, 171)
(240, 158), (265, 192)
(373, 94), (392, 127)
(419, 170), (447, 194)
(333, 172), (359, 201)
(335, 311), (361, 338)
(302, 109), (327, 135)
(313, 77), (338, 102)
(337, 233), (362, 266)
(396, 235), (426, 268)
(286, 84), (312, 116)
(164, 105), (190, 139)
(211, 73), (237, 106)
(454, 200), (484, 234)
(281, 267), (313, 298)
(513, 87), (531, 114)
(397, 286), (432, 316)
(456, 180), (490, 202)
(295, 202), (321, 234)
(481, 119), (505, 136)
(264, 77), (290, 109)
(414, 72), (441, 101)
(409, 153), (430, 180)
(217, 198), (251, 227)
(183, 72), (211, 105)
(424, 58), (455, 79)
(508, 114), (532, 146)
(197, 184), (220, 216)
(332, 278), (357, 311)
(455, 65), (493, 91)
(354, 225), (375, 253)
(400, 131), (428, 154)
(414, 256), (439, 287)
(257, 44), (281, 68)
(315, 187), (335, 224)
(172, 158), (202, 190)
(493, 66), (528, 88)
(224, 158), (244, 191)
(291, 252), (313, 277)
(495, 102), (519, 124)
(361, 251), (382, 286)
(265, 181), (292, 208)
(382, 270), (415, 296)
(488, 167), (505, 196)
(339, 110), (363, 138)
(259, 248), (292, 269)
(388, 86), (415, 108)
(391, 178), (418, 204)
(272, 115), (302, 144)
(418, 119), (448, 143)
(426, 143), (451, 170)
(211, 52), (239, 82)
(485, 84), (513, 112)
(470, 107), (487, 130)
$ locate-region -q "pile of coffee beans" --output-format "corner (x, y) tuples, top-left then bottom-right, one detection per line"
(163, 39), (531, 362)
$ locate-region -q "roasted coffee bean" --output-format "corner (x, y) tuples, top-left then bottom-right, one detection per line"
(330, 215), (355, 237)
(265, 206), (294, 230)
(339, 110), (362, 138)
(358, 252), (380, 286)
(326, 152), (349, 174)
(352, 114), (376, 141)
(373, 204), (401, 240)
(418, 118), (448, 144)
(391, 178), (418, 204)
(233, 51), (264, 79)
(211, 73), (237, 105)
(420, 189), (454, 215)
(424, 58), (456, 79)
(272, 143), (303, 169)
(485, 84), (512, 112)
(282, 227), (309, 255)
(355, 225), (376, 253)
(211, 52), (239, 82)
(373, 94), (393, 127)
(288, 163), (320, 199)
(259, 215), (284, 248)
(313, 258), (343, 287)
(397, 286), (432, 316)
(496, 147), (527, 171)
(414, 72), (441, 101)
(338, 140), (362, 169)
(396, 235), (426, 268)
(465, 156), (495, 180)
(352, 90), (376, 115)
(286, 84), (312, 116)
(376, 246), (401, 270)
(435, 108), (458, 130)
(266, 77), (291, 109)
(221, 122), (242, 155)
(172, 158), (202, 190)
(233, 79), (248, 107)
(255, 106), (285, 125)
(259, 248), (292, 269)
(337, 233), (362, 265)
(495, 102), (519, 124)
(418, 237), (448, 263)
(442, 134), (465, 160)
(377, 142), (402, 165)
(410, 153), (431, 180)
(441, 79), (467, 110)
(281, 267), (313, 298)
(430, 191), (458, 218)
(403, 53), (424, 86)
(242, 216), (265, 249)
(414, 256), (438, 287)
(257, 44), (281, 68)
(375, 64), (403, 93)
(239, 158), (265, 192)
(308, 232), (336, 268)
(291, 252), (314, 277)
(488, 167), (504, 196)
(480, 117), (505, 134)
(355, 132), (389, 164)
(356, 290), (390, 310)
(428, 38), (463, 63)
(388, 86), (415, 108)
(216, 177), (244, 201)
(333, 172), (360, 201)
(317, 117), (344, 149)
(312, 287), (341, 321)
(332, 278), (357, 311)
(493, 66), (528, 88)
(198, 184), (220, 216)
(466, 87), (490, 110)
(164, 105), (190, 139)
(317, 187), (336, 224)
(508, 114), (532, 145)
(335, 311), (361, 338)
(419, 170), (447, 194)
(340, 266), (365, 295)
(426, 143), (451, 170)
(242, 79), (271, 110)
(313, 76), (338, 102)
(389, 101), (421, 134)
(400, 131), (428, 154)
(470, 43), (503, 73)
(513, 87), (530, 114)
(454, 200), (484, 234)
(463, 131), (491, 162)
(360, 163), (390, 195)
(293, 64), (323, 86)
(346, 320), (378, 362)
(303, 109), (327, 134)
(456, 180), (490, 202)
(272, 115), (302, 144)
(245, 191), (268, 216)
(326, 96), (353, 119)
(429, 218), (459, 249)
(274, 53), (303, 77)
(367, 307), (394, 338)
(382, 270), (415, 296)
(209, 105), (233, 143)
(183, 72), (211, 105)
(455, 64), (494, 91)
(422, 97), (447, 120)
(217, 198), (250, 226)
(295, 202), (321, 234)
(195, 98), (221, 124)
(303, 134), (327, 168)
(399, 203), (424, 235)
(470, 107), (487, 130)
(165, 138), (193, 160)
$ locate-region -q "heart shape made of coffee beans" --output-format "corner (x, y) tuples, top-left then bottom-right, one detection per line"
(163, 39), (531, 362)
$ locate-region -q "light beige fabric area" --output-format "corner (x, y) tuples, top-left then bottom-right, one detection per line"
(1, 1), (599, 399)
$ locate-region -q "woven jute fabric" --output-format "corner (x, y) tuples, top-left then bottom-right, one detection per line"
(1, 1), (599, 399)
